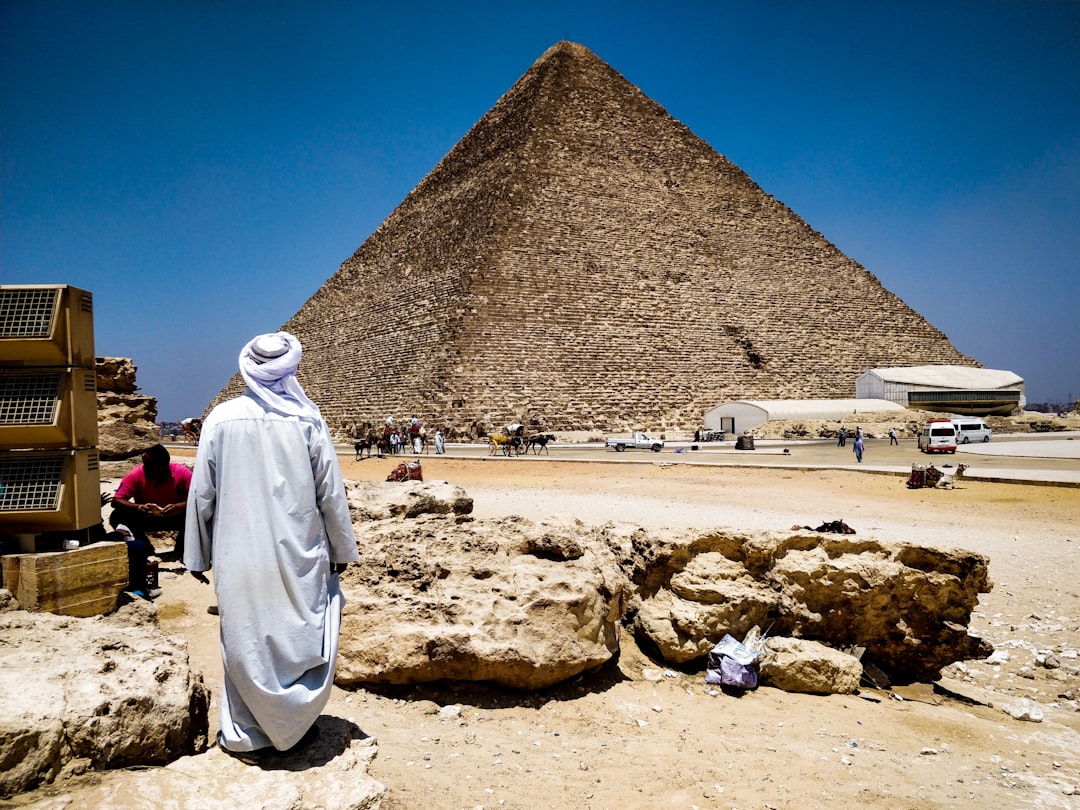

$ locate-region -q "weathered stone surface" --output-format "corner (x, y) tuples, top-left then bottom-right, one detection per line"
(33, 718), (385, 810)
(758, 636), (862, 694)
(346, 479), (473, 521)
(336, 516), (630, 690)
(0, 601), (209, 798)
(610, 529), (991, 681)
(96, 391), (159, 460)
(95, 357), (138, 394)
(207, 41), (977, 439)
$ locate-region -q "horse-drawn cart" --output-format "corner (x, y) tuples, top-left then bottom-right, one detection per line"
(487, 425), (556, 456)
(489, 423), (527, 456)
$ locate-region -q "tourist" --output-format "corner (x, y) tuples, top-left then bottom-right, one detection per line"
(837, 427), (847, 447)
(889, 427), (899, 445)
(409, 416), (424, 453)
(853, 435), (865, 463)
(109, 443), (191, 559)
(184, 331), (359, 763)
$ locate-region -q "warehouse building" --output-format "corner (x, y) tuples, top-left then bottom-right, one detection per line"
(703, 399), (905, 435)
(856, 366), (1024, 416)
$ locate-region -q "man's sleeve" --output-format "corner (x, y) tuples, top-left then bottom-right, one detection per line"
(114, 468), (141, 501)
(183, 425), (217, 572)
(310, 423), (360, 564)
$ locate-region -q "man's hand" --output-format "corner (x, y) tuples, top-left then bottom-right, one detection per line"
(190, 571), (210, 585)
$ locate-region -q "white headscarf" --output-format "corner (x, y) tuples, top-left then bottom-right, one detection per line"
(239, 332), (321, 419)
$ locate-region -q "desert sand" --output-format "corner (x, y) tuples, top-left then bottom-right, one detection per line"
(115, 449), (1079, 810)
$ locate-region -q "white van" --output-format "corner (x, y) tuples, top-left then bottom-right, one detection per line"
(951, 419), (992, 444)
(918, 419), (957, 453)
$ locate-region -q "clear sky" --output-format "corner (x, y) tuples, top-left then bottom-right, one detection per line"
(3, 0), (1078, 421)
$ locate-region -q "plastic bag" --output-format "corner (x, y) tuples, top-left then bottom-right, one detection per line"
(705, 633), (760, 690)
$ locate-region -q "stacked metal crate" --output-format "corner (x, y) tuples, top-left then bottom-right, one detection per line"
(0, 285), (101, 539)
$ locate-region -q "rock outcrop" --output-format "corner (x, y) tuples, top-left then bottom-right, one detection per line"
(346, 479), (474, 521)
(609, 528), (992, 681)
(95, 356), (159, 459)
(334, 503), (992, 689)
(337, 515), (631, 690)
(0, 480), (995, 801)
(28, 717), (385, 810)
(0, 599), (209, 798)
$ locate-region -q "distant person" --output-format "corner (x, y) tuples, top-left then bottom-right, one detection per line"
(379, 418), (393, 458)
(856, 425), (864, 441)
(409, 416), (424, 454)
(184, 331), (359, 764)
(889, 427), (899, 446)
(110, 443), (191, 559)
(837, 427), (847, 447)
(853, 435), (865, 463)
(434, 429), (445, 455)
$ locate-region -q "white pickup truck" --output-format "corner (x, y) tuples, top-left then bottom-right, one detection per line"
(605, 432), (664, 452)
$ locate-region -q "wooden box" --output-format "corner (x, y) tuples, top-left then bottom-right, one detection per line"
(1, 541), (127, 617)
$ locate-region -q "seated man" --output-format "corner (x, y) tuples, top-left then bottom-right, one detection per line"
(110, 443), (192, 559)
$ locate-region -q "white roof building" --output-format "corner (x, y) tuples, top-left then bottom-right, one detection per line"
(856, 366), (1024, 415)
(704, 398), (905, 435)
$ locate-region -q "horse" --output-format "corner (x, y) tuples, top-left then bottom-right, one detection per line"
(354, 436), (376, 460)
(526, 433), (556, 454)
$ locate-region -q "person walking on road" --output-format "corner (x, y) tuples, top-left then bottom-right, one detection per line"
(837, 427), (847, 447)
(889, 427), (899, 445)
(853, 435), (865, 463)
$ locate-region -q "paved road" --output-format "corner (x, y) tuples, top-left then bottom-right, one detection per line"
(350, 432), (1080, 487)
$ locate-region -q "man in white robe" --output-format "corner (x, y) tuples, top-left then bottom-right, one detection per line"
(184, 331), (359, 760)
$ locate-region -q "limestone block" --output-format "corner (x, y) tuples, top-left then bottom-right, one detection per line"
(0, 604), (209, 798)
(337, 515), (630, 690)
(758, 636), (863, 694)
(2, 541), (127, 617)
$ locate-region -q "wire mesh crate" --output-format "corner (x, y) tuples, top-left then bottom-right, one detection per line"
(0, 285), (95, 368)
(0, 448), (102, 532)
(0, 367), (98, 449)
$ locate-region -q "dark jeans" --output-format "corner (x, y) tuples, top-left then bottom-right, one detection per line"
(109, 505), (186, 558)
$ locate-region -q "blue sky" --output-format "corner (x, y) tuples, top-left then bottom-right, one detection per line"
(3, 0), (1078, 420)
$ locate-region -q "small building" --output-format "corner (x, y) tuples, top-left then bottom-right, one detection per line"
(856, 366), (1024, 416)
(703, 399), (905, 435)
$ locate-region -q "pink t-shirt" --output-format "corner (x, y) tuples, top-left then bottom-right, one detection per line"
(115, 462), (192, 507)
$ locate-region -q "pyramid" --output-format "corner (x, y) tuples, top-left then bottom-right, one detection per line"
(213, 41), (977, 438)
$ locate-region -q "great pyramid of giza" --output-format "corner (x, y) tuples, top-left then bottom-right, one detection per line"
(212, 41), (978, 438)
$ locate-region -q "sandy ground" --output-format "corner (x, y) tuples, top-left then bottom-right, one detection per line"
(34, 451), (1080, 809)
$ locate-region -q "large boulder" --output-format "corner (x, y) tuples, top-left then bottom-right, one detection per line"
(609, 529), (992, 682)
(0, 600), (209, 798)
(336, 516), (630, 690)
(346, 479), (473, 521)
(758, 636), (863, 694)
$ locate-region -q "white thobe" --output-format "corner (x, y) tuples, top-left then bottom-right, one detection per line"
(184, 393), (359, 752)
